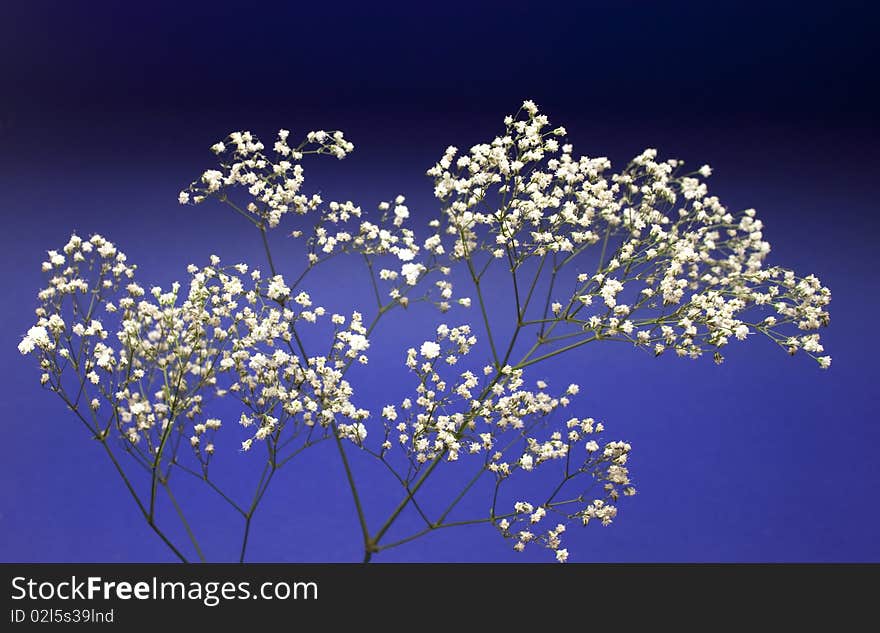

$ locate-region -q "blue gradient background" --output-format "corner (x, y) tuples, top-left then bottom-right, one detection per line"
(1, 1), (878, 562)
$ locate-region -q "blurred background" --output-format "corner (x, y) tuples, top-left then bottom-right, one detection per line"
(1, 0), (877, 562)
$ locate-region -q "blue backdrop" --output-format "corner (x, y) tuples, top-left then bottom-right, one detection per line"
(1, 1), (877, 562)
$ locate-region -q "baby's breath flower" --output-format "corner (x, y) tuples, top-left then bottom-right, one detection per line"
(420, 341), (441, 359)
(19, 100), (831, 564)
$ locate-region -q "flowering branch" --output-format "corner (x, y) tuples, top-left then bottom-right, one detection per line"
(18, 101), (831, 562)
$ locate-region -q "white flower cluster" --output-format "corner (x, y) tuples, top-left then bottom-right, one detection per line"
(19, 235), (368, 472)
(19, 101), (831, 563)
(383, 327), (635, 559)
(184, 133), (465, 312)
(427, 101), (832, 368)
(497, 436), (634, 561)
(302, 195), (461, 311)
(179, 128), (355, 227)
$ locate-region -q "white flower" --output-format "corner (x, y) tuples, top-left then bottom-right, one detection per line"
(17, 337), (35, 355)
(401, 262), (424, 285)
(556, 548), (569, 563)
(267, 275), (290, 300)
(201, 169), (224, 192)
(529, 507), (546, 523)
(514, 502), (534, 514)
(420, 341), (441, 359)
(18, 325), (53, 355)
(348, 334), (370, 352)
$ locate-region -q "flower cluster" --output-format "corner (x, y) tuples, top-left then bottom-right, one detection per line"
(374, 323), (636, 560)
(184, 131), (465, 312)
(19, 101), (831, 563)
(428, 101), (832, 368)
(304, 195), (463, 311)
(19, 235), (368, 473)
(179, 128), (354, 228)
(496, 435), (634, 561)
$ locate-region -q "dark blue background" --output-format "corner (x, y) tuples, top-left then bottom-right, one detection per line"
(1, 1), (877, 562)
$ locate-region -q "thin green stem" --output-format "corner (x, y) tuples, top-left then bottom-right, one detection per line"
(54, 385), (187, 562)
(164, 482), (205, 562)
(219, 195), (261, 228)
(333, 432), (373, 554)
(514, 335), (598, 370)
(468, 257), (500, 367)
(100, 440), (188, 563)
(170, 461), (246, 517)
(372, 450), (444, 545)
(240, 459), (277, 563)
(376, 516), (511, 553)
(240, 518), (253, 564)
(435, 466), (487, 525)
(259, 225), (277, 276)
(364, 254), (383, 310)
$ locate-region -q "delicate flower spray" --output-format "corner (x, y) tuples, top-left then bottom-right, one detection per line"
(19, 102), (831, 562)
